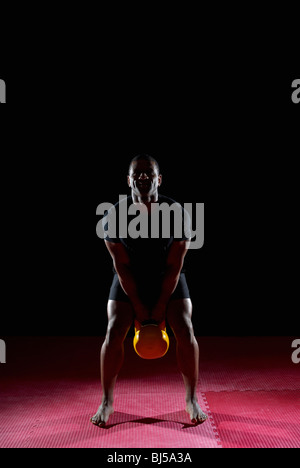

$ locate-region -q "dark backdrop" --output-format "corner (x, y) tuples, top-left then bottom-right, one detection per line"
(1, 51), (298, 337)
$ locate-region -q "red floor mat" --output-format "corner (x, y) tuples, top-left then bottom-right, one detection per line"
(0, 338), (220, 448)
(197, 337), (300, 392)
(0, 336), (299, 448)
(203, 390), (300, 448)
(0, 380), (221, 448)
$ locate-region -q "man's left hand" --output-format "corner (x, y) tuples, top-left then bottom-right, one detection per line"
(151, 303), (167, 326)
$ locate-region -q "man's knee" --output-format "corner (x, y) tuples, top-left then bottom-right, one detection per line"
(106, 319), (130, 344)
(105, 301), (133, 344)
(173, 320), (195, 344)
(167, 299), (195, 344)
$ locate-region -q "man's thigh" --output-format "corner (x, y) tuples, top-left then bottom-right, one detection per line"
(107, 299), (135, 329)
(166, 298), (193, 335)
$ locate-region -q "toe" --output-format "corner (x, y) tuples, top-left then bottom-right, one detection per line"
(197, 412), (208, 424)
(91, 413), (102, 426)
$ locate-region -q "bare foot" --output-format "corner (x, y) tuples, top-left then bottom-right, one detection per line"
(90, 400), (114, 426)
(186, 399), (208, 424)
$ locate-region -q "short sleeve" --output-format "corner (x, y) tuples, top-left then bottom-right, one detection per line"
(102, 207), (121, 243)
(181, 207), (192, 240)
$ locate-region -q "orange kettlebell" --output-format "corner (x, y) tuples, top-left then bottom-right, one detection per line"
(133, 320), (169, 359)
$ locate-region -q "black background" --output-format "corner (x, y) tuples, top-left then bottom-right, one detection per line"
(0, 39), (299, 338)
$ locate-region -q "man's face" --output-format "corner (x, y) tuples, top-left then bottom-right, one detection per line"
(128, 160), (162, 197)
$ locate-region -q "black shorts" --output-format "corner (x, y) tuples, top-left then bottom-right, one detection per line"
(108, 272), (190, 306)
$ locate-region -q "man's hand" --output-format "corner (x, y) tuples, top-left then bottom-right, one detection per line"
(151, 303), (167, 326)
(133, 303), (152, 325)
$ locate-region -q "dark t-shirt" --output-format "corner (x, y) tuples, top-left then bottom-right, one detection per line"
(103, 194), (191, 279)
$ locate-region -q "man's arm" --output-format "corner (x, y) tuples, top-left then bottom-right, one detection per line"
(104, 241), (151, 322)
(151, 240), (190, 323)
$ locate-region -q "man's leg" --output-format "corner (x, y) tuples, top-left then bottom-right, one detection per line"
(166, 298), (207, 424)
(91, 300), (134, 426)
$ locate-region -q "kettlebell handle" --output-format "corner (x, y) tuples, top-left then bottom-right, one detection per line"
(135, 319), (166, 331)
(141, 319), (159, 326)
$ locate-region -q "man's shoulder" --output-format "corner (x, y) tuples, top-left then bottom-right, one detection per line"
(158, 194), (181, 206)
(112, 196), (132, 210)
(110, 194), (182, 208)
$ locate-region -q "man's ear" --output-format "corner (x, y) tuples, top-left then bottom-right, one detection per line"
(158, 174), (162, 186)
(127, 175), (131, 187)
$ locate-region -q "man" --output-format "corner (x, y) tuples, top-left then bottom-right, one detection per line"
(92, 154), (207, 426)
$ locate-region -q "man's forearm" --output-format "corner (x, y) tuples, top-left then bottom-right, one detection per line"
(157, 265), (182, 307)
(114, 263), (145, 310)
(116, 263), (180, 308)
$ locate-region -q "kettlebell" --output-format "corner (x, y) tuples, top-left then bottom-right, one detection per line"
(133, 319), (169, 359)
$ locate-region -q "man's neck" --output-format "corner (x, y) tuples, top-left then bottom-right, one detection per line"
(131, 191), (159, 210)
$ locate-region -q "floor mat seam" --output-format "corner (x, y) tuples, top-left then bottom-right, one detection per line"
(200, 392), (223, 448)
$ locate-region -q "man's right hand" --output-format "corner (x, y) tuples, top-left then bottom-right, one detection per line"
(133, 303), (151, 325)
